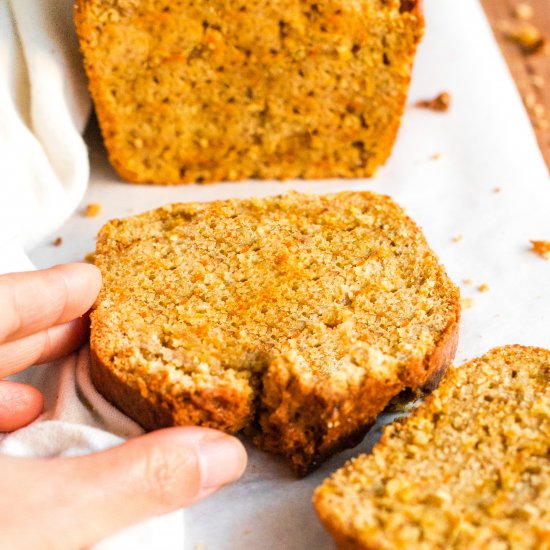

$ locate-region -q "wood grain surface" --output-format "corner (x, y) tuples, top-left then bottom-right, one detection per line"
(480, 0), (550, 172)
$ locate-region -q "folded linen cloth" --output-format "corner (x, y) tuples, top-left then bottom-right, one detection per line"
(0, 1), (184, 547)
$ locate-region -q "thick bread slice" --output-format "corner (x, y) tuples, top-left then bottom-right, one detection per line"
(74, 0), (423, 184)
(314, 345), (550, 548)
(90, 191), (460, 474)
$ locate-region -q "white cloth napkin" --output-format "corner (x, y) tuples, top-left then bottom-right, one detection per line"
(0, 2), (184, 547)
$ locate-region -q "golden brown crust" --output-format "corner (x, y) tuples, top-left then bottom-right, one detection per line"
(75, 0), (424, 184)
(90, 338), (256, 433)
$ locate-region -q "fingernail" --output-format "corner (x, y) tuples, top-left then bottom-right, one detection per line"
(198, 435), (247, 490)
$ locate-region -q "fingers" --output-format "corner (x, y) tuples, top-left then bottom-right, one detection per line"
(69, 428), (247, 526)
(0, 263), (101, 344)
(0, 316), (89, 378)
(0, 428), (247, 550)
(0, 381), (43, 431)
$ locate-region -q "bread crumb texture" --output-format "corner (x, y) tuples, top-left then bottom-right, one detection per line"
(74, 0), (423, 184)
(314, 345), (550, 549)
(90, 192), (459, 473)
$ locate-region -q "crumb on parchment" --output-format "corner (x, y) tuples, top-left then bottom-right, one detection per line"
(478, 283), (490, 293)
(415, 92), (451, 112)
(463, 278), (474, 285)
(461, 297), (475, 309)
(53, 237), (63, 246)
(83, 203), (102, 217)
(452, 234), (463, 243)
(530, 240), (550, 259)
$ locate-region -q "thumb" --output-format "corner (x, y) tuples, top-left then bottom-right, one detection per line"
(29, 427), (246, 549)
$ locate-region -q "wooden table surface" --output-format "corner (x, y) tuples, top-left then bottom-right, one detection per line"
(481, 0), (550, 172)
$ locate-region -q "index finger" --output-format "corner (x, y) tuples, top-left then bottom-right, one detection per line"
(0, 263), (102, 344)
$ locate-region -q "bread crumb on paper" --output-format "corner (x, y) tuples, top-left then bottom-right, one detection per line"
(415, 92), (451, 112)
(463, 278), (474, 285)
(493, 187), (501, 193)
(452, 234), (463, 243)
(461, 297), (475, 309)
(52, 237), (63, 246)
(431, 152), (443, 161)
(478, 283), (490, 293)
(530, 240), (550, 259)
(83, 203), (102, 217)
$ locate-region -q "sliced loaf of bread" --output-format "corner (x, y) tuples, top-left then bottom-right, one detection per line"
(74, 0), (423, 184)
(314, 345), (550, 548)
(90, 191), (460, 474)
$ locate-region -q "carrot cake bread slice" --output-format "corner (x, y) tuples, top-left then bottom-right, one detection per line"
(90, 191), (459, 474)
(314, 345), (550, 547)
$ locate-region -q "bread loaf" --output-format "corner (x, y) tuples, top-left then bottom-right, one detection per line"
(74, 0), (424, 184)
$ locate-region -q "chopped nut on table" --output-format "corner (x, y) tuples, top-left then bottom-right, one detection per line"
(503, 22), (547, 55)
(530, 240), (550, 259)
(415, 92), (451, 112)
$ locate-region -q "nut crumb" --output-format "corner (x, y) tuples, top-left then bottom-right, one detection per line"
(52, 237), (63, 246)
(84, 251), (96, 264)
(478, 283), (490, 293)
(452, 234), (463, 243)
(530, 240), (550, 259)
(461, 297), (475, 309)
(513, 3), (534, 20)
(415, 92), (451, 112)
(504, 22), (547, 55)
(83, 203), (102, 217)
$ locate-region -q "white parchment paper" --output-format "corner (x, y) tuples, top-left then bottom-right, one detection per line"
(29, 0), (550, 548)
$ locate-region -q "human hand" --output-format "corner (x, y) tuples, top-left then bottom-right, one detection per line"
(0, 264), (247, 549)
